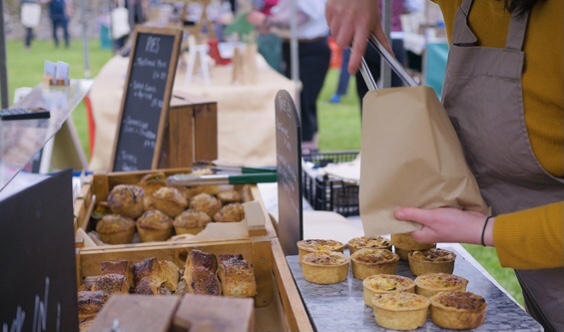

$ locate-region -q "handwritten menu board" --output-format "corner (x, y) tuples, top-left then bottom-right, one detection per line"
(0, 170), (78, 331)
(112, 26), (182, 171)
(275, 90), (303, 255)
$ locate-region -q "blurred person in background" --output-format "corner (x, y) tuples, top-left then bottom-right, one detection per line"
(248, 0), (330, 153)
(42, 0), (72, 48)
(20, 0), (41, 49)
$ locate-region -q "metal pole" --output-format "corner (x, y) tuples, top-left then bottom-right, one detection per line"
(289, 0), (300, 114)
(81, 0), (91, 78)
(380, 0), (392, 88)
(0, 0), (9, 108)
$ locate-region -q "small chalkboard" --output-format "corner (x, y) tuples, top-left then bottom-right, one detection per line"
(275, 90), (303, 255)
(112, 26), (182, 171)
(0, 170), (78, 331)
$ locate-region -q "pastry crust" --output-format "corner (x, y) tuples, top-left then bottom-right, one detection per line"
(173, 209), (211, 235)
(95, 214), (135, 245)
(414, 273), (468, 298)
(301, 251), (350, 284)
(218, 254), (257, 297)
(430, 291), (487, 329)
(136, 210), (173, 242)
(183, 249), (221, 295)
(77, 290), (108, 322)
(189, 193), (223, 218)
(133, 257), (179, 295)
(372, 292), (430, 330)
(91, 274), (129, 295)
(362, 274), (415, 306)
(408, 248), (456, 276)
(213, 203), (245, 223)
(348, 236), (392, 255)
(152, 186), (188, 218)
(216, 189), (242, 204)
(107, 184), (145, 219)
(351, 248), (399, 280)
(391, 233), (435, 260)
(100, 260), (134, 291)
(297, 239), (345, 261)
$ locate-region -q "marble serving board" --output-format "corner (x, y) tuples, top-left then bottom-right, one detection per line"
(287, 247), (542, 332)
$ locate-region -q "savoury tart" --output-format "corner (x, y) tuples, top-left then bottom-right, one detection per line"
(430, 291), (487, 329)
(350, 248), (399, 280)
(390, 233), (435, 261)
(414, 272), (468, 298)
(301, 251), (349, 284)
(372, 292), (430, 330)
(362, 274), (415, 306)
(347, 236), (392, 255)
(297, 239), (345, 261)
(408, 248), (456, 276)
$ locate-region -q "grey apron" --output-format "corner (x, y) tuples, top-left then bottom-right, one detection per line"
(442, 0), (564, 330)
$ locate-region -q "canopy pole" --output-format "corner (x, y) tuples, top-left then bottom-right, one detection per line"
(0, 0), (9, 107)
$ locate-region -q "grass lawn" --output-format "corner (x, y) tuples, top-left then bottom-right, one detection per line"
(4, 38), (523, 306)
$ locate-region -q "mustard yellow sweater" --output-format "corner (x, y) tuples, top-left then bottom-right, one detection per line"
(433, 0), (564, 269)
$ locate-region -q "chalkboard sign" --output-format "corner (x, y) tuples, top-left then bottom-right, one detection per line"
(0, 170), (78, 331)
(275, 90), (303, 255)
(112, 26), (182, 171)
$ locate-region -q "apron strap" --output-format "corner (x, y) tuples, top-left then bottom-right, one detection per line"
(506, 9), (530, 51)
(452, 0), (478, 46)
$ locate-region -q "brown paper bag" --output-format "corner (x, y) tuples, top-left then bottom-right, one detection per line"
(360, 85), (489, 236)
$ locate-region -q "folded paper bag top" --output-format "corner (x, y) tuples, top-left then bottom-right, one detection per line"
(359, 86), (490, 237)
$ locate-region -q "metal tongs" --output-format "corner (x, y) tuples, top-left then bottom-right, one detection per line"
(166, 162), (277, 187)
(359, 35), (418, 91)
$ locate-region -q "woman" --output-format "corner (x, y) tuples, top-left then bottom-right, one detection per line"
(325, 0), (563, 331)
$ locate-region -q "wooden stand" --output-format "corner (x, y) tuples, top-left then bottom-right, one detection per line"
(160, 91), (218, 168)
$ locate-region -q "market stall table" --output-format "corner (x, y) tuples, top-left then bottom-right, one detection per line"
(88, 52), (297, 171)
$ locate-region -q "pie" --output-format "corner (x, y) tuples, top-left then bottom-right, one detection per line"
(430, 291), (487, 329)
(362, 274), (415, 306)
(390, 233), (435, 261)
(414, 272), (468, 298)
(297, 239), (345, 261)
(350, 248), (399, 280)
(301, 251), (349, 284)
(408, 248), (456, 276)
(347, 236), (392, 255)
(372, 292), (430, 330)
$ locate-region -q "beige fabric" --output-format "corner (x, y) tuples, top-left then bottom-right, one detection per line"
(88, 53), (298, 171)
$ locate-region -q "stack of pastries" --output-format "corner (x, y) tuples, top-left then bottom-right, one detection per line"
(78, 249), (257, 331)
(92, 173), (251, 244)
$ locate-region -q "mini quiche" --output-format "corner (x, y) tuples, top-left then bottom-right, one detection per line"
(372, 292), (430, 330)
(408, 248), (456, 276)
(430, 291), (487, 329)
(414, 273), (468, 298)
(297, 239), (345, 261)
(351, 248), (399, 280)
(362, 274), (415, 306)
(390, 233), (436, 261)
(301, 251), (349, 284)
(347, 236), (392, 255)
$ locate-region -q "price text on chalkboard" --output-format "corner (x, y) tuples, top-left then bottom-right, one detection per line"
(112, 26), (182, 171)
(275, 90), (303, 256)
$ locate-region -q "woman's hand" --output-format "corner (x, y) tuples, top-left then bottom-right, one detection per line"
(325, 0), (392, 74)
(394, 207), (493, 246)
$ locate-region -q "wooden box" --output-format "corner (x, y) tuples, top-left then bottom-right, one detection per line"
(73, 168), (312, 331)
(159, 92), (218, 169)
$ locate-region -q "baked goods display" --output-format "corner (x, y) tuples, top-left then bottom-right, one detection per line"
(408, 248), (456, 276)
(430, 291), (487, 329)
(106, 184), (145, 219)
(362, 274), (415, 306)
(136, 210), (174, 242)
(301, 251), (350, 284)
(87, 173), (253, 245)
(348, 236), (392, 255)
(371, 292), (430, 330)
(151, 186), (189, 218)
(95, 214), (135, 244)
(181, 249), (222, 296)
(414, 273), (469, 298)
(297, 239), (345, 261)
(350, 248), (399, 280)
(218, 254), (257, 297)
(173, 209), (212, 235)
(213, 203), (245, 223)
(133, 257), (179, 295)
(390, 233), (435, 261)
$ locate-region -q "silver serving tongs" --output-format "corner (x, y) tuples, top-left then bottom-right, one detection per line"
(359, 34), (419, 91)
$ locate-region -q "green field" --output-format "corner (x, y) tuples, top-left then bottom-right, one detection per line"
(4, 38), (523, 306)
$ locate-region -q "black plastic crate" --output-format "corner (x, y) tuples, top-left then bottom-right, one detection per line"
(302, 151), (360, 217)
